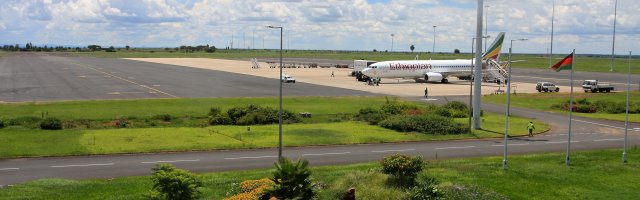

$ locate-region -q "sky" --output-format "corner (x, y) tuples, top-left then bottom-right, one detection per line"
(0, 0), (638, 55)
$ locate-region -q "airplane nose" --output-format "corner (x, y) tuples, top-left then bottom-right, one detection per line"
(361, 68), (372, 76)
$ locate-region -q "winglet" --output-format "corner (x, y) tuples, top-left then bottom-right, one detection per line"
(481, 32), (505, 61)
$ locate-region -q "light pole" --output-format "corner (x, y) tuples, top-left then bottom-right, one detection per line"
(484, 5), (489, 52)
(267, 25), (283, 161)
(503, 38), (528, 170)
(390, 34), (394, 52)
(610, 0), (618, 72)
(432, 26), (437, 56)
(470, 35), (490, 132)
(548, 0), (555, 68)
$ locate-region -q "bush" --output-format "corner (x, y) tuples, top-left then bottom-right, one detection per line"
(40, 118), (62, 130)
(150, 163), (202, 200)
(443, 101), (468, 112)
(263, 158), (316, 200)
(381, 102), (406, 115)
(7, 116), (42, 127)
(208, 114), (232, 125)
(433, 107), (452, 117)
(152, 114), (172, 122)
(225, 105), (301, 125)
(208, 107), (222, 116)
(380, 154), (424, 187)
(355, 107), (385, 125)
(225, 178), (274, 200)
(407, 175), (443, 200)
(379, 114), (468, 135)
(0, 119), (4, 129)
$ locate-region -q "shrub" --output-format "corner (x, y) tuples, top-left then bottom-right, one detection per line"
(443, 101), (468, 112)
(380, 154), (424, 187)
(356, 107), (386, 125)
(575, 104), (597, 113)
(263, 158), (316, 200)
(407, 175), (442, 200)
(152, 114), (172, 122)
(433, 107), (452, 117)
(40, 118), (62, 130)
(225, 105), (300, 125)
(150, 163), (202, 200)
(379, 114), (468, 135)
(7, 116), (41, 127)
(225, 178), (274, 200)
(0, 119), (4, 129)
(208, 114), (232, 125)
(381, 102), (406, 115)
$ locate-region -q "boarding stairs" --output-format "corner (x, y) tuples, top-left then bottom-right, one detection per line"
(483, 59), (508, 83)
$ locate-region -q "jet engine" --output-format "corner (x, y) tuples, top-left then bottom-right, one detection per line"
(424, 72), (443, 82)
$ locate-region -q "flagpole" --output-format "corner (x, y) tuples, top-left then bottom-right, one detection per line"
(623, 51), (630, 163)
(548, 0), (555, 68)
(566, 49), (575, 166)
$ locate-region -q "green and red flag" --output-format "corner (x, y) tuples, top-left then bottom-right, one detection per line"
(550, 52), (574, 72)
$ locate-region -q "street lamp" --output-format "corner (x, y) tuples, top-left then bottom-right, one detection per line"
(503, 38), (528, 170)
(610, 0), (618, 72)
(469, 35), (490, 132)
(432, 26), (437, 57)
(484, 5), (490, 52)
(266, 25), (284, 161)
(390, 34), (395, 52)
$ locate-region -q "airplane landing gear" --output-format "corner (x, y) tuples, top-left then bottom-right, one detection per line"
(441, 78), (449, 83)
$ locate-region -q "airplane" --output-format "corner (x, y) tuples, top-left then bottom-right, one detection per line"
(361, 32), (505, 83)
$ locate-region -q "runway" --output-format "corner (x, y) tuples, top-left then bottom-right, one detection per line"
(0, 53), (376, 102)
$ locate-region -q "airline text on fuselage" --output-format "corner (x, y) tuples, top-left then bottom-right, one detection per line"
(389, 63), (433, 71)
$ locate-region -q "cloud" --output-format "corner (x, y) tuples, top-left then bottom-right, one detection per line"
(0, 0), (637, 54)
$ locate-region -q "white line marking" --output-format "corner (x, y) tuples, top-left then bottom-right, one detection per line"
(0, 168), (19, 171)
(75, 63), (179, 98)
(491, 143), (529, 147)
(573, 119), (640, 132)
(593, 138), (624, 142)
(544, 141), (581, 144)
(141, 159), (200, 164)
(51, 163), (114, 168)
(302, 152), (351, 156)
(224, 156), (277, 160)
(435, 146), (476, 150)
(371, 149), (416, 153)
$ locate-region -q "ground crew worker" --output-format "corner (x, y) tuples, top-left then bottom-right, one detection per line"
(331, 71), (334, 77)
(424, 86), (429, 98)
(527, 121), (535, 137)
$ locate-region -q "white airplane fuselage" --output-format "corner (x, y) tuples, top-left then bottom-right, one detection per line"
(361, 59), (478, 82)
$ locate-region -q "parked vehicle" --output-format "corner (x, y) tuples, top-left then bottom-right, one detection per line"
(536, 82), (560, 92)
(582, 80), (614, 93)
(281, 74), (296, 83)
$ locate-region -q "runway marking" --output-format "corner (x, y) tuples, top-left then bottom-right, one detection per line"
(423, 98), (438, 101)
(573, 119), (640, 132)
(435, 146), (476, 150)
(51, 163), (114, 168)
(0, 168), (19, 171)
(224, 156), (277, 160)
(371, 149), (415, 153)
(593, 138), (624, 142)
(141, 159), (200, 164)
(74, 63), (179, 98)
(544, 141), (580, 144)
(302, 152), (351, 156)
(491, 143), (529, 147)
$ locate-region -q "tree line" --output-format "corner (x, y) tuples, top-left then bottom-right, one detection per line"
(1, 42), (216, 53)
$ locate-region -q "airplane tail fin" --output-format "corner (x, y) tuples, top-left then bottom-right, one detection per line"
(481, 32), (505, 61)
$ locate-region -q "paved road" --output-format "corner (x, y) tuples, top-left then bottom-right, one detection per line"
(0, 54), (376, 102)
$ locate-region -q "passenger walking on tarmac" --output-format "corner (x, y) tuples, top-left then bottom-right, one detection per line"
(424, 86), (429, 98)
(331, 71), (334, 77)
(527, 121), (535, 137)
(375, 78), (379, 86)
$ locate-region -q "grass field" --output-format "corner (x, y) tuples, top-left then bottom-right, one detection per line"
(0, 112), (548, 158)
(1, 148), (637, 199)
(66, 49), (640, 74)
(483, 91), (640, 122)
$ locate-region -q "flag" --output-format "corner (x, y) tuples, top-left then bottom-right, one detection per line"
(550, 52), (574, 72)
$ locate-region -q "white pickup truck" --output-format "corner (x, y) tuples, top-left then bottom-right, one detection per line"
(582, 80), (614, 93)
(281, 74), (296, 83)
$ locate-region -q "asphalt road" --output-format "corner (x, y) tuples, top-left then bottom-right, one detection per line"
(0, 53), (638, 186)
(0, 53), (376, 102)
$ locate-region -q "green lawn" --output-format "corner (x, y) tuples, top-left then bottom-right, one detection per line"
(2, 148), (637, 199)
(509, 54), (640, 74)
(0, 113), (548, 158)
(0, 97), (390, 120)
(483, 91), (640, 122)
